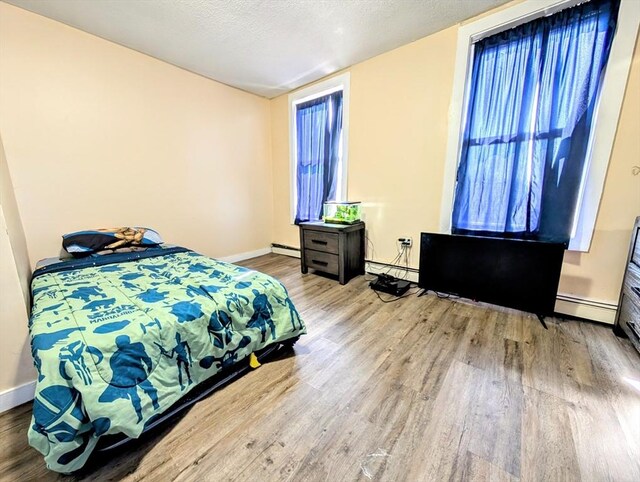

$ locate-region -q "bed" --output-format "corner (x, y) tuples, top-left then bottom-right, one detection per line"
(28, 246), (306, 473)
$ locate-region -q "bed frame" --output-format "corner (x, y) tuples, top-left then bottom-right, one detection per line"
(93, 337), (299, 454)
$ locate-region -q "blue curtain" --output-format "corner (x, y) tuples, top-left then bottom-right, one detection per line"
(295, 91), (343, 223)
(452, 0), (619, 243)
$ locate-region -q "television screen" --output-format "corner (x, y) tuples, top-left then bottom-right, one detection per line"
(419, 233), (565, 316)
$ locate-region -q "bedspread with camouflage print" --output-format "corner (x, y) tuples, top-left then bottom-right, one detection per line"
(28, 247), (305, 473)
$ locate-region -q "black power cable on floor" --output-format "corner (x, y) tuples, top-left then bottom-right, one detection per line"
(371, 284), (421, 303)
(421, 289), (461, 300)
(365, 234), (420, 302)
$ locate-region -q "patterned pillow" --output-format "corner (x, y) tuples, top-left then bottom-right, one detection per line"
(62, 227), (163, 256)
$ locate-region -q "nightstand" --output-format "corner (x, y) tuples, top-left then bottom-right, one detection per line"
(299, 221), (365, 285)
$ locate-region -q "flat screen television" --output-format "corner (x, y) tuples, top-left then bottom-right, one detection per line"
(419, 233), (565, 317)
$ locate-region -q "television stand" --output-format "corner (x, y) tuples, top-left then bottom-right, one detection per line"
(537, 314), (548, 330)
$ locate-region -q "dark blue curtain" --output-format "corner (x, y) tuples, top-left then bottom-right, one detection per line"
(295, 91), (343, 223)
(452, 0), (619, 243)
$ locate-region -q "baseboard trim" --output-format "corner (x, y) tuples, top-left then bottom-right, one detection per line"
(365, 260), (419, 283)
(0, 246), (266, 414)
(555, 294), (617, 325)
(271, 245), (301, 258)
(269, 246), (421, 284)
(268, 247), (617, 325)
(218, 247), (271, 263)
(0, 380), (36, 413)
(366, 263), (616, 324)
(0, 252), (614, 414)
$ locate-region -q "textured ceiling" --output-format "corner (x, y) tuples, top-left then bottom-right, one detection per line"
(5, 0), (510, 98)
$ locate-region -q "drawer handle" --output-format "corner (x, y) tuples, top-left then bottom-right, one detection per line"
(312, 259), (328, 266)
(311, 239), (328, 245)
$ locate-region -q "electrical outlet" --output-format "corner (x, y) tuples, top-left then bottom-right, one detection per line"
(398, 237), (412, 247)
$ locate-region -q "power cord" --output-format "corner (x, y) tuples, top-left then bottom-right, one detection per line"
(364, 233), (379, 281)
(365, 235), (414, 280)
(364, 234), (403, 280)
(421, 289), (460, 300)
(365, 234), (420, 303)
(372, 286), (421, 303)
(400, 241), (411, 280)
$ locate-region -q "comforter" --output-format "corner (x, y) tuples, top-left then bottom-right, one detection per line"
(28, 247), (305, 473)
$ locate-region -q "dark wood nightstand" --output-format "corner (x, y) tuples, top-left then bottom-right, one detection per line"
(299, 221), (365, 285)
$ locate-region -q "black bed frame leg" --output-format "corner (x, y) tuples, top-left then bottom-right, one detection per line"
(537, 314), (548, 330)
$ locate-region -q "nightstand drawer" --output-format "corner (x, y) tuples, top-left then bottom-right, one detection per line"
(304, 249), (339, 275)
(618, 294), (640, 345)
(624, 263), (640, 300)
(632, 227), (640, 268)
(614, 217), (640, 355)
(304, 230), (339, 254)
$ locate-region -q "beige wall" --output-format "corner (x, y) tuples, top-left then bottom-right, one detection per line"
(0, 207), (34, 393)
(560, 37), (640, 302)
(0, 133), (30, 304)
(0, 3), (273, 267)
(271, 20), (640, 305)
(0, 0), (637, 398)
(0, 134), (34, 393)
(0, 3), (273, 398)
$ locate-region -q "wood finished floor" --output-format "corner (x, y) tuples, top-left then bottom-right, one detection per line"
(1, 253), (639, 481)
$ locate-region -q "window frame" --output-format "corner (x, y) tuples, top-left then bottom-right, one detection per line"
(439, 0), (640, 251)
(288, 73), (350, 224)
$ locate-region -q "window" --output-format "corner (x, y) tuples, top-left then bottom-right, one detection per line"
(453, 0), (619, 244)
(441, 0), (639, 250)
(289, 74), (350, 223)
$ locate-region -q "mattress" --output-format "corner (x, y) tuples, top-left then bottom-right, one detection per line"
(28, 247), (306, 473)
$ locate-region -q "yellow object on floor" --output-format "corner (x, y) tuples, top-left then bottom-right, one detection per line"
(249, 352), (261, 368)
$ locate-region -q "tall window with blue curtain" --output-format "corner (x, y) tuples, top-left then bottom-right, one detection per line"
(452, 0), (620, 244)
(295, 90), (343, 224)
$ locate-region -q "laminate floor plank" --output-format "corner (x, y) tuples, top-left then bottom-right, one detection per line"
(405, 360), (484, 480)
(567, 389), (640, 482)
(577, 322), (640, 474)
(0, 254), (638, 482)
(461, 451), (519, 482)
(520, 385), (582, 482)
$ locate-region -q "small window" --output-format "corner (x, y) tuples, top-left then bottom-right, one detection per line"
(289, 74), (349, 224)
(452, 0), (620, 245)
